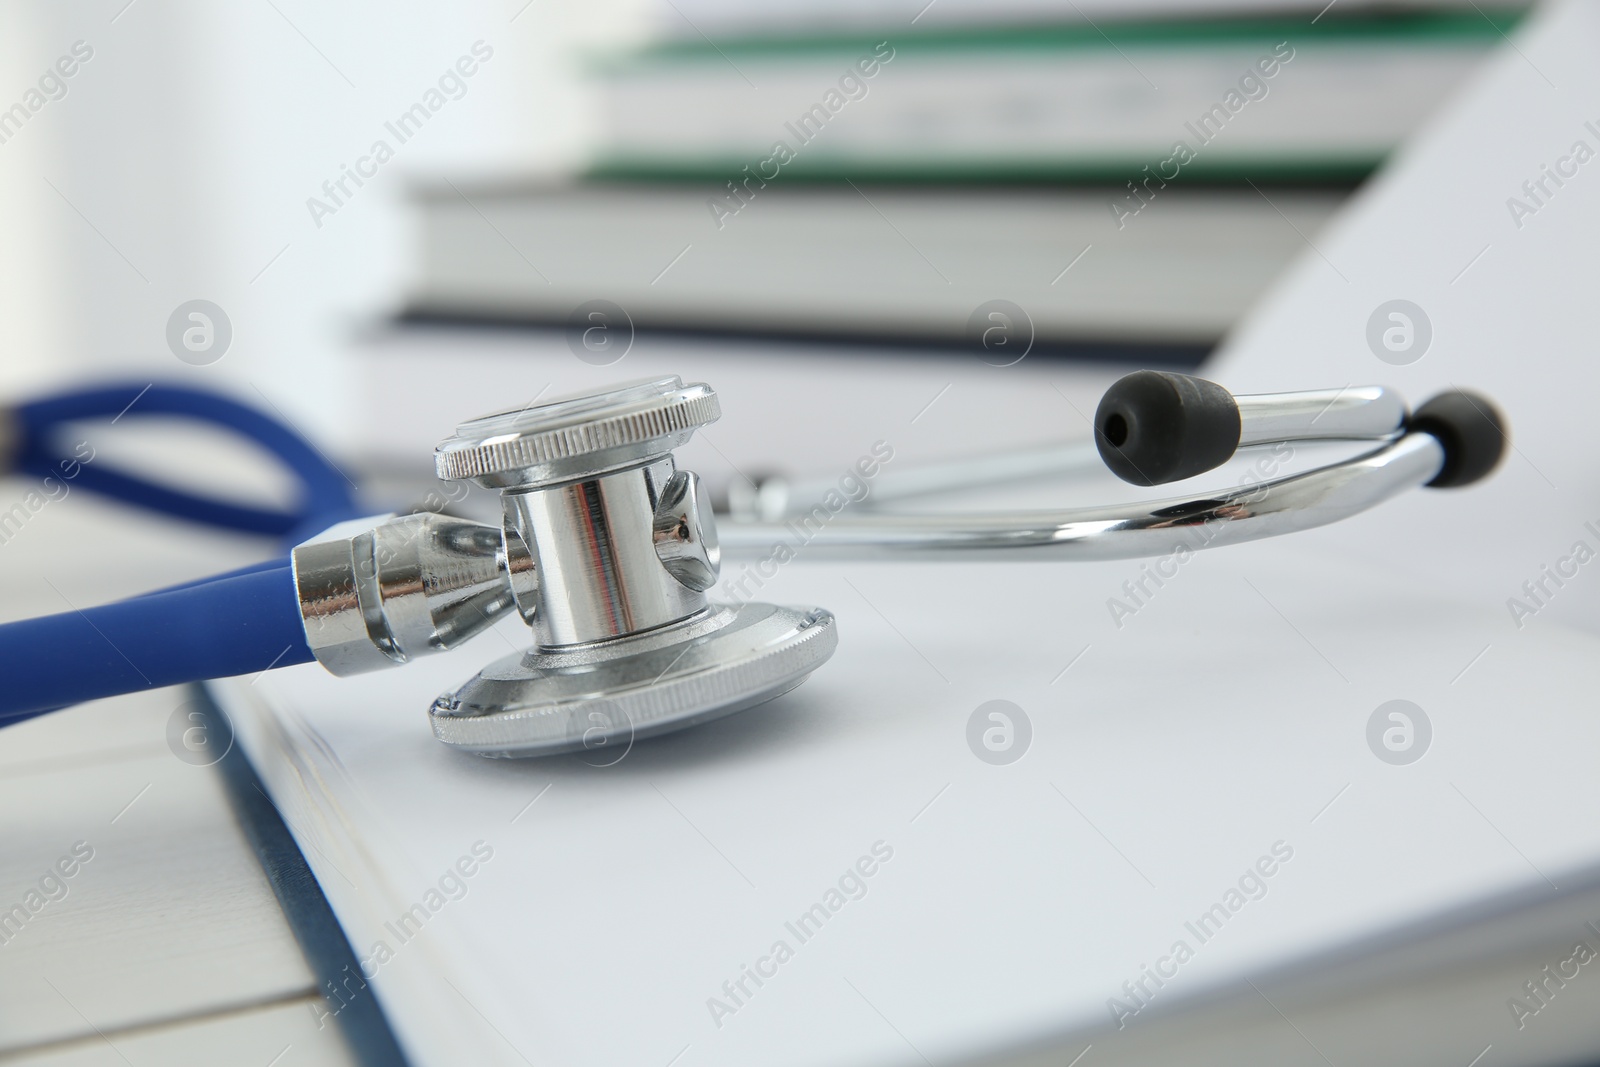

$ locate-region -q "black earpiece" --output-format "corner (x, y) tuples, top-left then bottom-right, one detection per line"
(1094, 371), (1242, 486)
(1408, 390), (1507, 488)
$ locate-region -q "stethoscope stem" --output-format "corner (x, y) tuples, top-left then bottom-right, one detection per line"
(1235, 384), (1405, 447)
(716, 432), (1445, 563)
(723, 382), (1408, 522)
(724, 439), (1102, 522)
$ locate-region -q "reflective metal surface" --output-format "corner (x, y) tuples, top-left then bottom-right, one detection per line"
(727, 440), (1101, 521)
(1235, 385), (1406, 447)
(652, 469), (720, 591)
(429, 602), (837, 758)
(724, 386), (1405, 521)
(717, 433), (1446, 562)
(503, 459), (708, 648)
(292, 512), (516, 676)
(434, 376), (720, 488)
(427, 377), (837, 757)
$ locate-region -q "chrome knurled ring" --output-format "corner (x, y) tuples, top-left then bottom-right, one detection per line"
(434, 376), (720, 485)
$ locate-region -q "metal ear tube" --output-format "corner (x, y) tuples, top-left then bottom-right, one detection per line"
(291, 371), (1506, 759)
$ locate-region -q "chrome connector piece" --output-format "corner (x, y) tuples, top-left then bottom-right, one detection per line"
(292, 512), (516, 676)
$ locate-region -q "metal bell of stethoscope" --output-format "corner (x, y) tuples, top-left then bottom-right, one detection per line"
(289, 372), (1506, 758)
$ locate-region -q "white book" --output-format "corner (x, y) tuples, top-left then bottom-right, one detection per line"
(214, 543), (1600, 1067)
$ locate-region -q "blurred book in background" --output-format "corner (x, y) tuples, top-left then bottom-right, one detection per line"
(637, 0), (1523, 37)
(396, 4), (1524, 361)
(402, 183), (1340, 359)
(590, 9), (1521, 182)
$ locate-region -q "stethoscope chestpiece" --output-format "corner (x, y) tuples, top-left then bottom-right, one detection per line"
(426, 377), (837, 759)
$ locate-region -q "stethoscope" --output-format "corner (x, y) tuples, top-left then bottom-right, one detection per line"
(0, 371), (1506, 757)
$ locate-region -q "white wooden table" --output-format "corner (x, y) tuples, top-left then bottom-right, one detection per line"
(0, 479), (357, 1067)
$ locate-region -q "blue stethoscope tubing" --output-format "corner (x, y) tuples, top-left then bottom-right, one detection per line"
(15, 382), (355, 537)
(0, 382), (358, 728)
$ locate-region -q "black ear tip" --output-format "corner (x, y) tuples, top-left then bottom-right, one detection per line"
(1409, 390), (1508, 488)
(1094, 371), (1241, 486)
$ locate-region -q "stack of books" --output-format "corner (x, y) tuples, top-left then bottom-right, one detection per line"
(400, 3), (1524, 360)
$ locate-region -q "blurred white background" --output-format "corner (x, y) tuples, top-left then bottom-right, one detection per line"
(0, 0), (647, 444)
